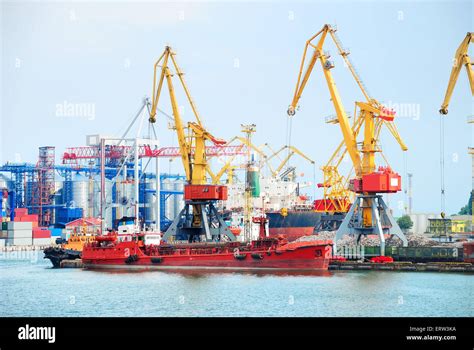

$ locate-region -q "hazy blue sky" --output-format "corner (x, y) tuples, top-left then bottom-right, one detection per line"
(1, 0), (473, 216)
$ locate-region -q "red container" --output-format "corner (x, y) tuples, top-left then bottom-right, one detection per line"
(463, 242), (474, 263)
(184, 185), (227, 201)
(19, 214), (39, 223)
(14, 208), (28, 217)
(33, 228), (51, 239)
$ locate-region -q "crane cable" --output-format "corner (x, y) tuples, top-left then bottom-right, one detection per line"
(403, 151), (408, 215)
(440, 115), (446, 214)
(285, 115), (293, 206)
(286, 115), (293, 169)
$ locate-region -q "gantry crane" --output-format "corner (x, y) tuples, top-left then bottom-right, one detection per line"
(440, 32), (473, 115)
(288, 24), (408, 255)
(149, 46), (235, 242)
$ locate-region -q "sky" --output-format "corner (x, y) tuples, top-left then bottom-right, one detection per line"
(1, 0), (473, 216)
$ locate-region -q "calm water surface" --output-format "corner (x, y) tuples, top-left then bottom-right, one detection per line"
(0, 251), (472, 317)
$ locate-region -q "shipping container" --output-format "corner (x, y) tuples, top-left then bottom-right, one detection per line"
(7, 229), (33, 239)
(17, 214), (39, 222)
(7, 237), (33, 246)
(57, 207), (83, 224)
(7, 221), (33, 230)
(33, 238), (52, 246)
(14, 208), (28, 217)
(50, 228), (62, 237)
(463, 242), (474, 263)
(32, 229), (51, 239)
(393, 246), (463, 262)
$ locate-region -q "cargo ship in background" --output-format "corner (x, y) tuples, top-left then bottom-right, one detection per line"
(226, 177), (346, 242)
(266, 209), (345, 241)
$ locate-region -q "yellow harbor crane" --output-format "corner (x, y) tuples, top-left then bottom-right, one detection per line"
(439, 32), (473, 220)
(149, 46), (235, 242)
(207, 138), (314, 185)
(288, 24), (408, 254)
(265, 145), (315, 180)
(439, 32), (473, 115)
(206, 135), (267, 185)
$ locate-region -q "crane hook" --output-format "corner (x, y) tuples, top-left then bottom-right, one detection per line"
(287, 106), (296, 116)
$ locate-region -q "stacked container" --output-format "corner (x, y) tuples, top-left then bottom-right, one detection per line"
(5, 208), (52, 246)
(0, 221), (7, 247)
(7, 221), (33, 246)
(32, 227), (52, 246)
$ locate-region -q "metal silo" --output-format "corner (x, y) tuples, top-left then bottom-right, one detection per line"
(90, 175), (113, 227)
(72, 174), (91, 216)
(144, 180), (157, 223)
(114, 178), (135, 219)
(161, 179), (175, 221)
(173, 180), (185, 219)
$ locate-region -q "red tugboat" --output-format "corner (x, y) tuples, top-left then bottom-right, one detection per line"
(81, 234), (332, 271)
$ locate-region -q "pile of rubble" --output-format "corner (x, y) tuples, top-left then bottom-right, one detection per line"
(297, 231), (459, 247)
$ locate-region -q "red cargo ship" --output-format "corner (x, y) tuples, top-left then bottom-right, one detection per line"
(81, 234), (332, 271)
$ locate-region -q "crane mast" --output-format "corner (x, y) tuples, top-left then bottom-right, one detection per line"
(149, 46), (235, 243)
(288, 24), (408, 255)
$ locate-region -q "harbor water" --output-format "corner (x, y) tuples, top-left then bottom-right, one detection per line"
(0, 251), (472, 317)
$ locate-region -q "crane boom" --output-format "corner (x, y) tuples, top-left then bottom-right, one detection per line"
(289, 24), (407, 179)
(270, 146), (315, 177)
(150, 46), (227, 185)
(288, 24), (361, 176)
(151, 47), (192, 181)
(440, 32), (474, 115)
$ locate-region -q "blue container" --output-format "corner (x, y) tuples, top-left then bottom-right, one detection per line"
(50, 228), (62, 237)
(56, 207), (83, 224)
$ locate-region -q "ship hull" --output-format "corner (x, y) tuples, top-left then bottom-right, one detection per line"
(266, 211), (345, 241)
(267, 211), (321, 241)
(267, 227), (316, 241)
(43, 247), (81, 268)
(82, 239), (332, 271)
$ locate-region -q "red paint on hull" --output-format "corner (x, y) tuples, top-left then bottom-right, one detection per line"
(269, 227), (315, 241)
(82, 237), (332, 271)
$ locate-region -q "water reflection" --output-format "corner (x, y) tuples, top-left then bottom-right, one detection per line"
(82, 267), (334, 278)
